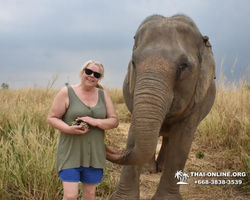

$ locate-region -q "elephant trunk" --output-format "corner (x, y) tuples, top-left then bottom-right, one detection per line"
(106, 68), (174, 165)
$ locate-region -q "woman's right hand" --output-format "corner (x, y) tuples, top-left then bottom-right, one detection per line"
(67, 125), (89, 134)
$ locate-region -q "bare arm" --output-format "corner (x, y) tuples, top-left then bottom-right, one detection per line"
(77, 90), (119, 130)
(47, 87), (88, 134)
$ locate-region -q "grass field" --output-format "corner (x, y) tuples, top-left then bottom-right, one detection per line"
(0, 79), (249, 199)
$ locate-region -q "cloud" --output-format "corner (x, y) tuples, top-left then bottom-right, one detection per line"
(1, 0), (250, 89)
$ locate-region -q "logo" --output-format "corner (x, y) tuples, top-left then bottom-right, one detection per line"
(174, 170), (189, 185)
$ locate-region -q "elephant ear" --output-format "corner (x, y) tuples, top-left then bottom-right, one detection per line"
(195, 36), (216, 103)
(126, 58), (136, 97)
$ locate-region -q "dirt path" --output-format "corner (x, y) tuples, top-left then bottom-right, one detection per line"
(107, 123), (249, 200)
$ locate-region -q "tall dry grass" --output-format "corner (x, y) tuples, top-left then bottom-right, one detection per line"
(0, 86), (127, 200)
(0, 88), (61, 199)
(0, 75), (249, 199)
(196, 79), (250, 190)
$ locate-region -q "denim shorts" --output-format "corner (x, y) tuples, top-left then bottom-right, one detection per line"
(59, 166), (103, 184)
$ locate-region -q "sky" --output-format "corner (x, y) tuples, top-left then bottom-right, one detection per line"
(1, 0), (250, 89)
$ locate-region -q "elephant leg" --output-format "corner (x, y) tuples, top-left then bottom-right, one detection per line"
(156, 136), (168, 172)
(111, 165), (142, 200)
(142, 153), (156, 173)
(111, 124), (142, 200)
(142, 136), (168, 173)
(152, 117), (198, 200)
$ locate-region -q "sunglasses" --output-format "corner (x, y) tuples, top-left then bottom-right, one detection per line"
(84, 68), (102, 79)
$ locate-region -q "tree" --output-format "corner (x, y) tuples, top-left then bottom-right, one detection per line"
(1, 83), (9, 89)
(182, 173), (189, 182)
(175, 170), (189, 184)
(174, 170), (183, 181)
(65, 76), (69, 86)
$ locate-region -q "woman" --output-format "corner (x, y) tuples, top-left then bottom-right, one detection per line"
(47, 60), (119, 200)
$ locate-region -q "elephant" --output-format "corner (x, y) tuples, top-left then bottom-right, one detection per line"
(106, 14), (216, 200)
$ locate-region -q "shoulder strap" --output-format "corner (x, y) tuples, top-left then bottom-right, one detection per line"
(98, 88), (105, 104)
(66, 85), (74, 104)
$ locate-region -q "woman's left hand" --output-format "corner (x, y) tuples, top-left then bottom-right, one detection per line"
(77, 116), (98, 127)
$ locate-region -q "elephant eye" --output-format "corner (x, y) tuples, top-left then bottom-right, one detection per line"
(179, 62), (189, 71)
(177, 62), (191, 80)
(179, 63), (188, 70)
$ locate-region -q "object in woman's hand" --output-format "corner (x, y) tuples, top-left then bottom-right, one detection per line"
(71, 120), (89, 130)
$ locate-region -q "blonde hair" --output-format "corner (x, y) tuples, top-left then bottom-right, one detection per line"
(79, 60), (104, 79)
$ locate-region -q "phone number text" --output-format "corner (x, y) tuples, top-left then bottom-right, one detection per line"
(194, 180), (242, 185)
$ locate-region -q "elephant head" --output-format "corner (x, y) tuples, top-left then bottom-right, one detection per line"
(106, 14), (216, 166)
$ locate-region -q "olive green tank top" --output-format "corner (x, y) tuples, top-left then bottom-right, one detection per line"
(56, 86), (107, 172)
